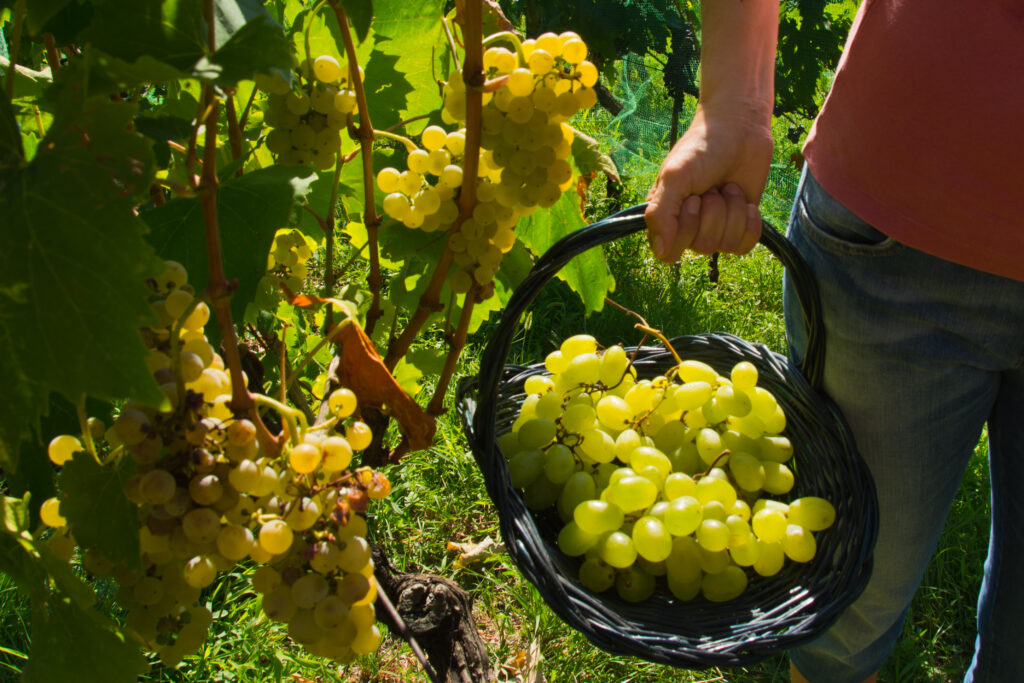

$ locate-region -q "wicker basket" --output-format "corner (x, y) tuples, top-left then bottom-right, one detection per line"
(456, 203), (878, 668)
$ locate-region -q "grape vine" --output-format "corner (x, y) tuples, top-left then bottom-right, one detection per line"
(0, 0), (617, 679)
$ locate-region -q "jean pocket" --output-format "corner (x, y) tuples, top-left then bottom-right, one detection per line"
(795, 177), (898, 255)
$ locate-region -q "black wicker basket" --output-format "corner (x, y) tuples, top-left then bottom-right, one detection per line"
(456, 203), (878, 668)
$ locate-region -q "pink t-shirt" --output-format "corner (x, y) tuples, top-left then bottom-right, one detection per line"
(802, 0), (1024, 282)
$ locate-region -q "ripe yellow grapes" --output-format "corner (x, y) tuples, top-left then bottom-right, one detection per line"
(503, 334), (836, 603)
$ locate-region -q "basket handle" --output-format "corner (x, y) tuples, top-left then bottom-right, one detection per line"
(472, 202), (825, 448)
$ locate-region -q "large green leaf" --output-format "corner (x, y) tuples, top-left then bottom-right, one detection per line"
(57, 453), (139, 568)
(79, 0), (291, 88)
(0, 495), (145, 683)
(516, 191), (614, 313)
(0, 96), (166, 472)
(142, 165), (318, 327)
(364, 0), (444, 129)
(24, 585), (147, 683)
(26, 0), (75, 35)
(0, 89), (23, 166)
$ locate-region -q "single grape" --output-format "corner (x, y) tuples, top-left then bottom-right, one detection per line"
(663, 495), (702, 536)
(259, 519), (294, 555)
(788, 496), (836, 531)
(783, 523), (817, 562)
(695, 519), (730, 552)
(313, 55), (342, 83)
(701, 565), (748, 602)
(557, 520), (598, 556)
(346, 421), (373, 451)
(183, 555), (218, 588)
(40, 497), (66, 528)
(598, 530), (637, 569)
(615, 565), (656, 602)
(578, 557), (615, 592)
(632, 516), (673, 562)
(573, 499), (625, 535)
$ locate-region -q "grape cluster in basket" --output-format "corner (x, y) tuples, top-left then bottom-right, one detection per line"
(498, 334), (836, 603)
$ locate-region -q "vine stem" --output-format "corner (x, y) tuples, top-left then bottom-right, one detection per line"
(329, 2), (383, 336)
(322, 155), (343, 330)
(427, 284), (479, 415)
(198, 0), (256, 428)
(43, 34), (60, 75)
(224, 93), (243, 165)
(5, 0), (25, 101)
(375, 588), (441, 683)
(382, 1), (484, 372)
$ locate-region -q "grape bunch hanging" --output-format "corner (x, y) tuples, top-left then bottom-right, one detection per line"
(377, 30), (600, 294)
(41, 259), (390, 668)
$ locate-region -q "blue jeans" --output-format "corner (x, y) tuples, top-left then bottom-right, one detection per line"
(783, 170), (1024, 682)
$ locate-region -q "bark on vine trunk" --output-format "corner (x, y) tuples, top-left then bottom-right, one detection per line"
(372, 544), (491, 683)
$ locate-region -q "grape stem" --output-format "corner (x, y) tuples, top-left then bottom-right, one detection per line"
(383, 0), (484, 372)
(481, 30), (527, 66)
(695, 450), (732, 480)
(441, 17), (462, 72)
(427, 284), (479, 415)
(5, 0), (24, 102)
(373, 129), (419, 152)
(304, 0), (331, 84)
(252, 394), (306, 447)
(604, 297), (683, 365)
(197, 0), (269, 452)
(43, 34), (60, 76)
(329, 1), (384, 337)
(76, 403), (100, 464)
(224, 92), (243, 167)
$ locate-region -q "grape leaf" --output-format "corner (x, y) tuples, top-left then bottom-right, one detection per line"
(26, 0), (74, 35)
(57, 453), (139, 568)
(24, 595), (148, 683)
(341, 0), (374, 43)
(142, 165), (318, 327)
(570, 127), (619, 182)
(0, 96), (167, 473)
(80, 0), (291, 88)
(367, 0), (444, 127)
(0, 503), (146, 683)
(516, 191), (613, 313)
(329, 320), (436, 450)
(0, 88), (23, 166)
(82, 0), (207, 77)
(195, 13), (294, 86)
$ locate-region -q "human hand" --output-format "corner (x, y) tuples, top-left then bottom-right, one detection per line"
(644, 104), (774, 262)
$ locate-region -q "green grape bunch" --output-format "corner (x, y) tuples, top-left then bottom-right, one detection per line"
(40, 259), (392, 669)
(376, 29), (600, 298)
(255, 55), (363, 170)
(498, 334), (836, 604)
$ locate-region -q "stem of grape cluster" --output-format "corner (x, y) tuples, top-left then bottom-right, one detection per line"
(383, 0), (484, 372)
(427, 285), (479, 415)
(43, 34), (61, 75)
(481, 30), (527, 64)
(329, 2), (383, 337)
(373, 129), (418, 151)
(197, 0), (256, 424)
(225, 94), (243, 164)
(604, 297), (683, 364)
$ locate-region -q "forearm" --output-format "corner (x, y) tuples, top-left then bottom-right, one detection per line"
(698, 0), (779, 125)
